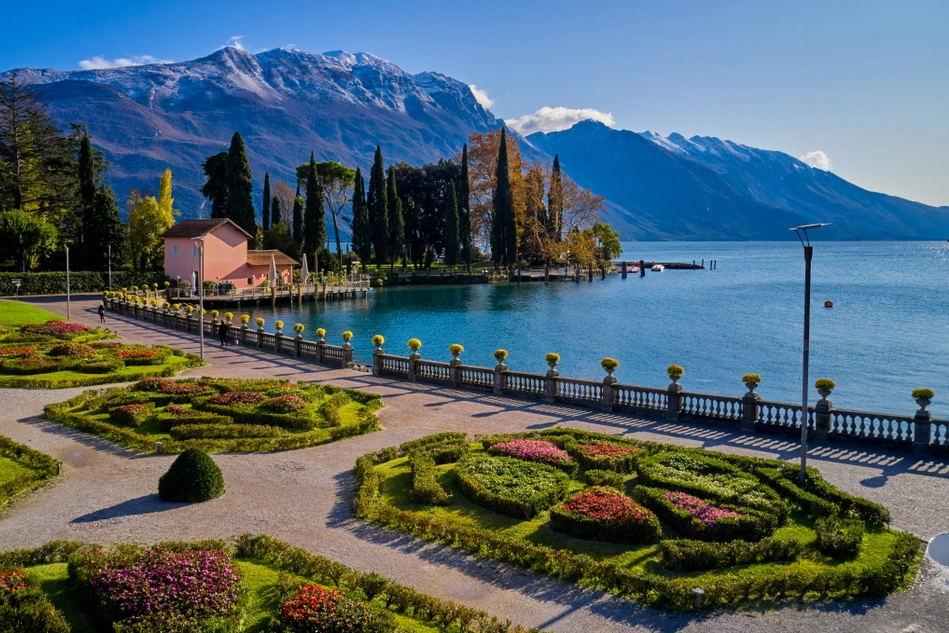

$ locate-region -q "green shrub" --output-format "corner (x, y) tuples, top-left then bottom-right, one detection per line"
(0, 358), (62, 375)
(753, 467), (839, 518)
(0, 574), (70, 633)
(549, 487), (661, 544)
(815, 517), (865, 560)
(76, 359), (125, 374)
(455, 454), (569, 520)
(169, 424), (284, 441)
(158, 448), (225, 502)
(320, 392), (351, 426)
(796, 466), (890, 526)
(660, 536), (803, 572)
(408, 456), (450, 506)
(635, 486), (778, 542)
(107, 403), (154, 427)
(584, 469), (626, 490)
(400, 432), (469, 464)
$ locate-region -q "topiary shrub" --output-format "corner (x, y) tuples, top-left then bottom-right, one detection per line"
(815, 516), (865, 560)
(158, 447), (225, 502)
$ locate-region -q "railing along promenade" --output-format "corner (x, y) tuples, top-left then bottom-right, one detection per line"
(105, 296), (948, 457)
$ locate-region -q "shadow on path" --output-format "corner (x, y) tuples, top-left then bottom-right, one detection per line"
(71, 494), (183, 523)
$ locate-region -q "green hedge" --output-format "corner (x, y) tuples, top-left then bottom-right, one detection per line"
(584, 469), (626, 490)
(548, 489), (662, 544)
(816, 517), (865, 560)
(400, 432), (470, 464)
(0, 271), (165, 296)
(0, 436), (60, 507)
(168, 423), (285, 441)
(660, 536), (803, 572)
(455, 454), (570, 520)
(409, 456), (450, 506)
(635, 485), (779, 542)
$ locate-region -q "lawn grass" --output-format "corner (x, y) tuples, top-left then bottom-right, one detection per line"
(0, 454), (35, 483)
(0, 436), (59, 508)
(0, 352), (202, 389)
(0, 301), (64, 325)
(24, 559), (444, 633)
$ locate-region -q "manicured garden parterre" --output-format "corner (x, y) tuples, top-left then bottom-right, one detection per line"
(0, 436), (59, 511)
(44, 378), (382, 453)
(0, 315), (203, 388)
(355, 429), (922, 610)
(0, 535), (545, 633)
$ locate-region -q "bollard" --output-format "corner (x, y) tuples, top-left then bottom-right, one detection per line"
(56, 461), (62, 475)
(692, 587), (704, 610)
(155, 441), (163, 454)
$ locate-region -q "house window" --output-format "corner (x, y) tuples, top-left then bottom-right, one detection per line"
(192, 245), (199, 257)
(172, 245), (178, 257)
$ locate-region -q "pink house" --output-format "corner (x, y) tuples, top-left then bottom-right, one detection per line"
(162, 218), (298, 289)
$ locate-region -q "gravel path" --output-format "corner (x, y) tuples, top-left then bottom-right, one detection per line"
(0, 296), (947, 632)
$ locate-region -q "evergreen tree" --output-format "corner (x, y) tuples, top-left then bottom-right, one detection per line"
(302, 152), (326, 258)
(548, 154), (564, 241)
(386, 165), (404, 267)
(292, 182), (303, 242)
(201, 152), (228, 218)
(270, 196), (281, 226)
(76, 131), (95, 249)
(367, 146), (388, 264)
(224, 132), (256, 235)
(492, 129), (513, 268)
(459, 143), (471, 269)
(85, 186), (125, 272)
(262, 171), (271, 231)
(444, 181), (460, 269)
(350, 167), (371, 269)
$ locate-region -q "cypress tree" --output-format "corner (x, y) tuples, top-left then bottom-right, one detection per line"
(292, 182), (303, 243)
(549, 154), (564, 241)
(303, 152), (325, 258)
(77, 132), (95, 248)
(444, 181), (460, 269)
(201, 152), (228, 218)
(493, 129), (513, 268)
(271, 196), (281, 225)
(224, 132), (256, 235)
(459, 143), (471, 270)
(386, 166), (404, 268)
(350, 167), (372, 268)
(262, 171), (271, 231)
(367, 146), (388, 265)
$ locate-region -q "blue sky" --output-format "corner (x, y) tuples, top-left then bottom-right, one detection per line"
(2, 0), (947, 206)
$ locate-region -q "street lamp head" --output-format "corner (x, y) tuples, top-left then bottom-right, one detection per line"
(790, 223), (830, 247)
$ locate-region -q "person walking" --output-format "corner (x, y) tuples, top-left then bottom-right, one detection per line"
(218, 319), (229, 346)
(98, 302), (106, 323)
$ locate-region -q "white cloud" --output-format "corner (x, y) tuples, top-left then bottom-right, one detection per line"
(226, 35), (246, 51)
(469, 85), (494, 109)
(800, 150), (833, 171)
(505, 106), (616, 135)
(78, 55), (172, 70)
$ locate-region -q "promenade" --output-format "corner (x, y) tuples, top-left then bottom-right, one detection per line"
(0, 296), (947, 633)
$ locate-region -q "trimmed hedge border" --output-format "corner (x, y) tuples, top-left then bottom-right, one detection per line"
(0, 436), (60, 508)
(455, 454), (570, 520)
(356, 429), (923, 610)
(0, 536), (547, 633)
(409, 456), (451, 506)
(660, 536), (804, 572)
(0, 354), (205, 389)
(548, 487), (662, 544)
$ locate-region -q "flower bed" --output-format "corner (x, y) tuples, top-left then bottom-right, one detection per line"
(576, 443), (642, 472)
(455, 453), (570, 519)
(636, 486), (777, 542)
(277, 584), (393, 632)
(48, 341), (96, 357)
(44, 379), (383, 454)
(664, 491), (741, 526)
(73, 546), (246, 631)
(549, 486), (661, 543)
(23, 320), (91, 338)
(488, 439), (578, 474)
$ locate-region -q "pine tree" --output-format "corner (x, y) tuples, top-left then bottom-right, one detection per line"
(224, 132), (256, 235)
(201, 152), (228, 218)
(548, 154), (564, 241)
(350, 167), (371, 269)
(367, 146), (388, 265)
(292, 182), (303, 243)
(386, 166), (404, 268)
(262, 171), (271, 231)
(492, 129), (513, 268)
(444, 182), (460, 269)
(303, 152), (326, 258)
(459, 143), (472, 270)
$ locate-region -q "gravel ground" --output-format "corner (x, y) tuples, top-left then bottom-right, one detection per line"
(0, 296), (946, 632)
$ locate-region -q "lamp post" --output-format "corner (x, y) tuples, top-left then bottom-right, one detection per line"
(791, 223), (829, 483)
(195, 236), (208, 360)
(65, 244), (71, 320)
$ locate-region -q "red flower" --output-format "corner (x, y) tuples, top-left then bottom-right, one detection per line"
(562, 487), (656, 522)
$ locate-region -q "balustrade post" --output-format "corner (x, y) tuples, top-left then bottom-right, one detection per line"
(666, 382), (683, 421)
(493, 362), (507, 394)
(741, 380), (761, 432)
(601, 375), (617, 412)
(449, 358), (462, 388)
(241, 324), (249, 346)
(545, 371), (559, 403)
(342, 343), (354, 369)
(257, 326), (265, 350)
(814, 398), (833, 440)
(372, 347), (385, 376)
(913, 396), (933, 454)
(295, 333), (303, 358)
(408, 352), (419, 382)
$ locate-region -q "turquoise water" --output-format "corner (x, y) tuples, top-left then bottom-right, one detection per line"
(242, 241), (949, 418)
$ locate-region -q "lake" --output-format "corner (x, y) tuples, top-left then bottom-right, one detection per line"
(240, 241), (949, 418)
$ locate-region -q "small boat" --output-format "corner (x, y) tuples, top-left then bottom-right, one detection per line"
(651, 264), (665, 272)
(824, 300), (834, 308)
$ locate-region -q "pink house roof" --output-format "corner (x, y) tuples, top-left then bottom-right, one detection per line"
(161, 218), (253, 240)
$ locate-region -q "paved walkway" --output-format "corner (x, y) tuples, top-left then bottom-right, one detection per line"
(0, 297), (947, 633)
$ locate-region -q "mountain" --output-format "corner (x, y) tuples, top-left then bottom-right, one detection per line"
(8, 47), (505, 219)
(528, 121), (949, 240)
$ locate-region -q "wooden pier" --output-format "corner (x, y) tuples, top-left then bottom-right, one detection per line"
(167, 282), (370, 309)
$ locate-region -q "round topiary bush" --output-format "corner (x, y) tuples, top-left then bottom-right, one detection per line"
(158, 447), (225, 502)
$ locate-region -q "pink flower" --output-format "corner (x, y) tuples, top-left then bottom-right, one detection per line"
(490, 440), (573, 466)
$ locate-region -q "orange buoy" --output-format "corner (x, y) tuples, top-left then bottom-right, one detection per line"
(824, 300), (834, 308)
